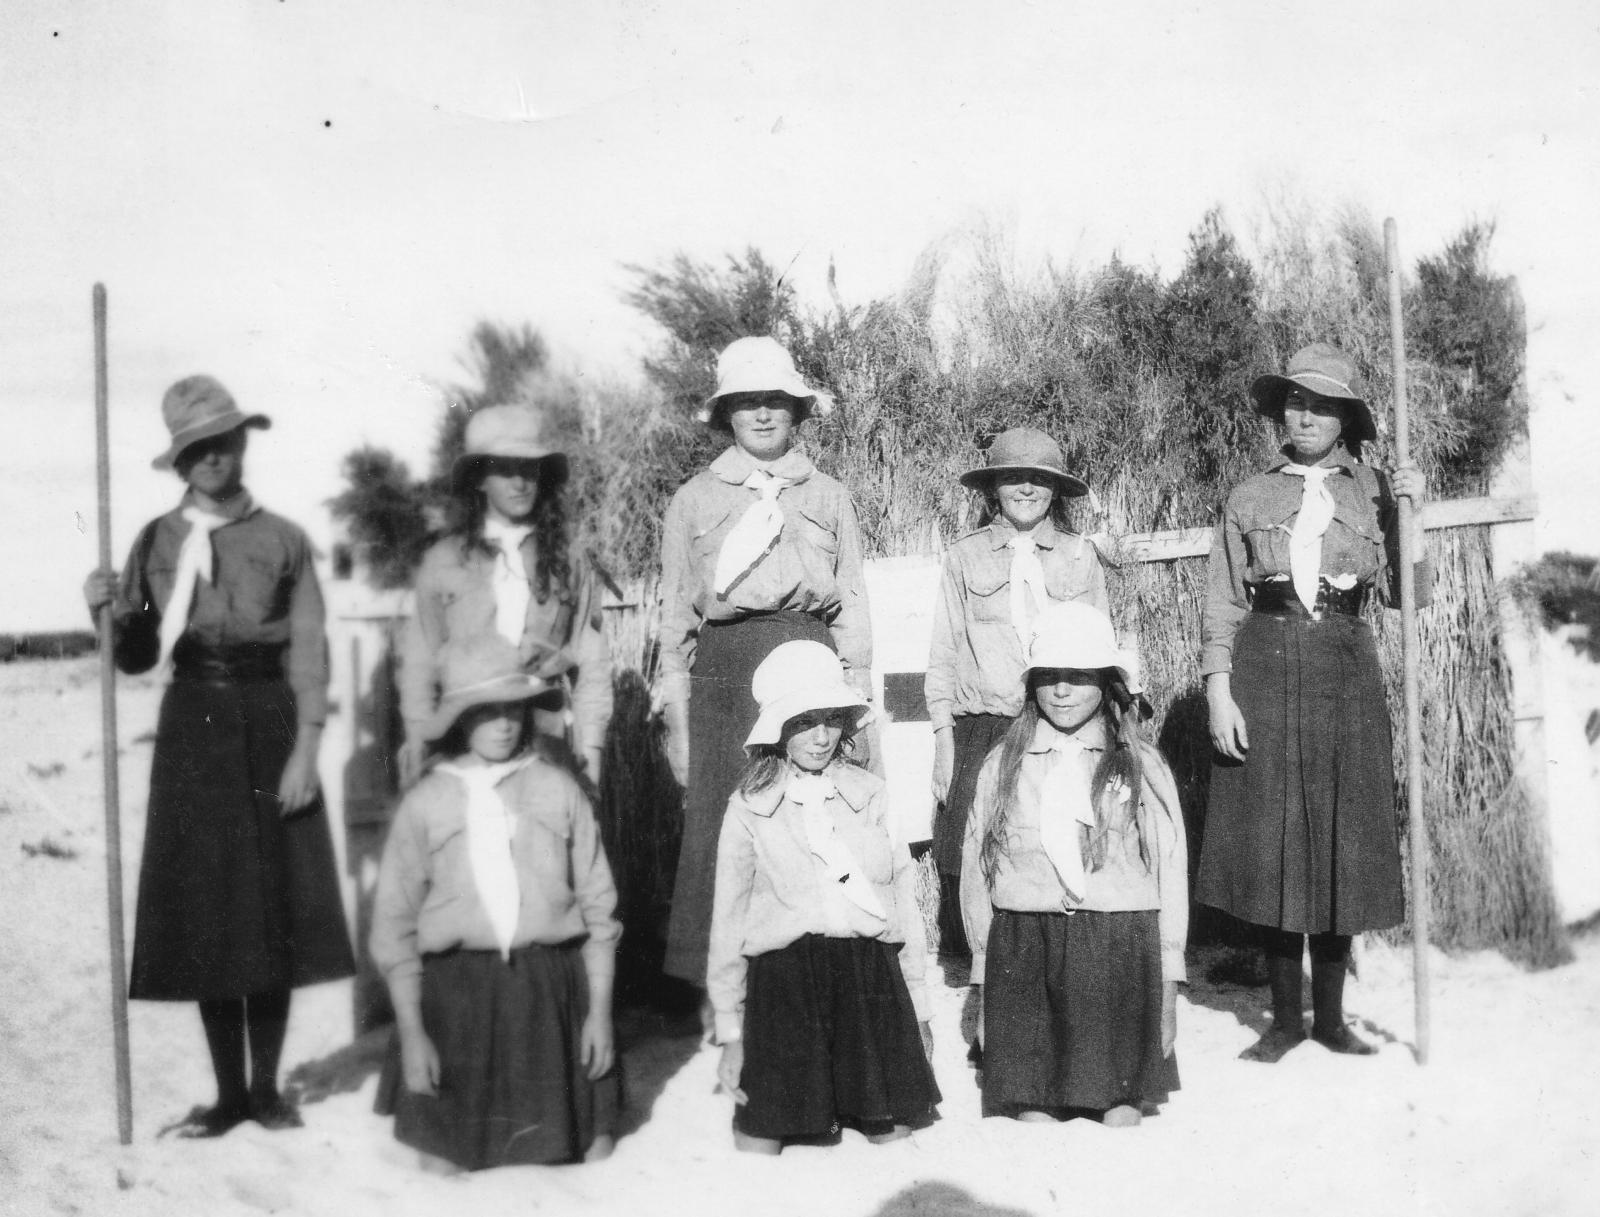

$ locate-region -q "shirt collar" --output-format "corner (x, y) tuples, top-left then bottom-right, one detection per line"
(743, 760), (876, 816)
(1266, 446), (1358, 476)
(710, 444), (815, 486)
(986, 517), (1060, 551)
(177, 488), (258, 522)
(1025, 716), (1108, 756)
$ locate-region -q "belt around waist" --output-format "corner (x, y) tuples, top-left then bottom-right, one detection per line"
(703, 608), (830, 631)
(1248, 580), (1368, 619)
(171, 641), (287, 682)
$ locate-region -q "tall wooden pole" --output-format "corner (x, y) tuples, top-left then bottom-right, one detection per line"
(94, 283), (135, 1141)
(1385, 220), (1431, 1065)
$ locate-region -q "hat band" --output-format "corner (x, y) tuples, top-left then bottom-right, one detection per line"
(1292, 371), (1356, 398)
(441, 673), (534, 702)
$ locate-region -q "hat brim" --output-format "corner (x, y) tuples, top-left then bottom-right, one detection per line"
(421, 672), (552, 742)
(1249, 373), (1377, 444)
(1026, 656), (1143, 697)
(698, 390), (828, 431)
(152, 414), (270, 471)
(744, 687), (872, 751)
(959, 464), (1090, 498)
(451, 450), (570, 495)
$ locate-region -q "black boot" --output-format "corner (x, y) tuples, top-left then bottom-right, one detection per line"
(1310, 934), (1376, 1055)
(1240, 930), (1307, 1063)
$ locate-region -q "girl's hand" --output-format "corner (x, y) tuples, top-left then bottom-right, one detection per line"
(580, 1010), (614, 1080)
(919, 1020), (934, 1063)
(1161, 981), (1178, 1059)
(931, 727), (955, 804)
(1391, 463), (1427, 504)
(83, 569), (119, 615)
(717, 1040), (748, 1105)
(277, 735), (322, 816)
(1206, 679), (1250, 762)
(399, 1027), (441, 1096)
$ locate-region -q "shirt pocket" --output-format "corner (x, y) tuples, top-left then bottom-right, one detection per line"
(141, 561), (178, 615)
(1324, 503), (1384, 580)
(688, 503), (738, 567)
(965, 569), (1011, 624)
(231, 552), (289, 620)
(1043, 542), (1096, 601)
(792, 503), (840, 560)
(1240, 501), (1298, 578)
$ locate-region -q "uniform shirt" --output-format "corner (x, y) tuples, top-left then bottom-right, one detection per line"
(110, 490), (329, 724)
(707, 761), (929, 1043)
(368, 755), (621, 988)
(658, 445), (871, 705)
(1201, 450), (1434, 677)
(925, 519), (1108, 732)
(399, 537), (614, 757)
(959, 728), (1188, 987)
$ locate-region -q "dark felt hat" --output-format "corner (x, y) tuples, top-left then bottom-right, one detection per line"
(959, 427), (1089, 498)
(152, 376), (270, 471)
(1249, 343), (1377, 445)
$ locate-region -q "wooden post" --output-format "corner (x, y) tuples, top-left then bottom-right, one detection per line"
(94, 284), (135, 1141)
(1385, 219), (1431, 1064)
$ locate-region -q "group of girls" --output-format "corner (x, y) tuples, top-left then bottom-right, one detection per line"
(92, 331), (1427, 1168)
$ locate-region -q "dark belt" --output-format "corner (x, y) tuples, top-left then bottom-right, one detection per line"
(1248, 579), (1368, 619)
(171, 640), (286, 682)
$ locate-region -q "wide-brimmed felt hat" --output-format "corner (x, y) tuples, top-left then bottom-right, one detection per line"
(1249, 342), (1377, 445)
(744, 640), (872, 751)
(1026, 600), (1145, 697)
(421, 633), (552, 742)
(959, 427), (1090, 499)
(152, 376), (271, 471)
(699, 336), (835, 430)
(451, 405), (570, 494)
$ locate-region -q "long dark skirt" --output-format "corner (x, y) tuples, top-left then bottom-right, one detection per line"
(735, 935), (940, 1141)
(931, 712), (1013, 877)
(129, 679), (354, 1001)
(663, 611), (832, 984)
(375, 943), (621, 1169)
(1197, 611), (1404, 935)
(982, 910), (1178, 1117)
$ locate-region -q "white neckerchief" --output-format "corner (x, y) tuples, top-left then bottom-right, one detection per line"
(438, 758), (530, 961)
(157, 506), (233, 669)
(712, 468), (790, 595)
(788, 771), (888, 923)
(1005, 532), (1049, 652)
(482, 517), (534, 645)
(1035, 733), (1101, 905)
(1281, 464), (1338, 613)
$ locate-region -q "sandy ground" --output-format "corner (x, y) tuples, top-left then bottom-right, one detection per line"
(4, 657), (1598, 1217)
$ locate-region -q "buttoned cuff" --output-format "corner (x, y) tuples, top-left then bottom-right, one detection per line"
(1163, 945), (1187, 985)
(1198, 646), (1232, 678)
(928, 705), (955, 734)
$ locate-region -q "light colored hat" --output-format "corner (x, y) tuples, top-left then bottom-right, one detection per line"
(421, 633), (551, 742)
(1249, 342), (1377, 445)
(959, 427), (1090, 499)
(743, 640), (871, 751)
(152, 375), (270, 471)
(699, 336), (834, 429)
(1025, 600), (1144, 696)
(450, 404), (570, 493)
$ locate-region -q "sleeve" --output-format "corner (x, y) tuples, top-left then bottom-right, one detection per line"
(1080, 536), (1109, 611)
(398, 551), (447, 745)
(827, 488), (874, 686)
(284, 526), (330, 726)
(656, 485), (698, 708)
(1200, 494), (1251, 677)
(368, 792), (431, 986)
(706, 799), (757, 1043)
(1373, 469), (1435, 611)
(1142, 748), (1190, 984)
(566, 778), (622, 987)
(567, 561), (615, 763)
(924, 551), (964, 733)
(109, 521), (162, 675)
(959, 757), (1001, 986)
(886, 794), (932, 1022)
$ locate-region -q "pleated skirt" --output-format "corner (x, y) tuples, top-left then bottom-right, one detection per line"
(375, 943), (622, 1170)
(1197, 611), (1405, 935)
(663, 611), (832, 984)
(735, 935), (940, 1141)
(982, 909), (1178, 1118)
(129, 679), (355, 1000)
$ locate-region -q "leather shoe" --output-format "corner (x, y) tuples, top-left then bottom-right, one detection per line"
(1312, 1024), (1377, 1055)
(251, 1093), (305, 1130)
(161, 1102), (250, 1139)
(1239, 1027), (1306, 1064)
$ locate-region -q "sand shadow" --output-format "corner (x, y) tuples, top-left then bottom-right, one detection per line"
(868, 1181), (1036, 1217)
(284, 1026), (392, 1106)
(611, 1005), (705, 1138)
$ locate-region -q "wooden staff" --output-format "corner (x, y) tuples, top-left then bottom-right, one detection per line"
(94, 283), (135, 1141)
(1385, 220), (1431, 1065)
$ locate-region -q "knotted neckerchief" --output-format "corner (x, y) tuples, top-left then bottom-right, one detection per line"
(437, 758), (532, 961)
(788, 771), (888, 923)
(712, 468), (790, 595)
(1005, 532), (1049, 651)
(1281, 464), (1338, 614)
(157, 506), (233, 669)
(1035, 733), (1101, 905)
(482, 517), (534, 645)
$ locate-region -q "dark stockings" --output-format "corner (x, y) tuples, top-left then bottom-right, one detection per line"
(198, 989), (292, 1112)
(1242, 929), (1373, 1062)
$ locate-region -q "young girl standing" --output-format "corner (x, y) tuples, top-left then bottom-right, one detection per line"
(399, 404), (613, 788)
(927, 427), (1106, 955)
(371, 634), (622, 1171)
(709, 641), (938, 1154)
(961, 601), (1185, 1127)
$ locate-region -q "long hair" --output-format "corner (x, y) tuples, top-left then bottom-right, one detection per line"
(977, 672), (1151, 886)
(449, 462), (572, 604)
(737, 715), (864, 800)
(971, 486), (1076, 534)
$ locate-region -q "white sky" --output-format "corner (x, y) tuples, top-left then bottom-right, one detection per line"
(3, 0), (1596, 630)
